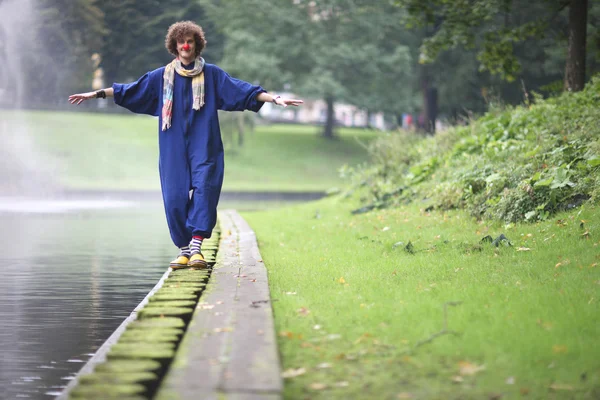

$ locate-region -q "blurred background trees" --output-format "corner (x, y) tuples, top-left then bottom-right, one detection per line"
(1, 0), (597, 135)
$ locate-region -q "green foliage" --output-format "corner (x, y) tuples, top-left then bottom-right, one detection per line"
(200, 0), (417, 135)
(347, 75), (600, 222)
(396, 0), (562, 82)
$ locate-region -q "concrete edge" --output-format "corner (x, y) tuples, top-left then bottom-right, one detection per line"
(55, 268), (172, 400)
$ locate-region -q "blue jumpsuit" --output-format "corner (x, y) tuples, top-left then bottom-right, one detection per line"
(112, 63), (265, 247)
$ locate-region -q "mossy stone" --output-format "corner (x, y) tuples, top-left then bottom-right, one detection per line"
(155, 287), (203, 297)
(69, 383), (146, 398)
(166, 276), (209, 284)
(107, 343), (175, 360)
(161, 281), (206, 289)
(137, 306), (194, 320)
(94, 359), (162, 374)
(155, 286), (200, 294)
(79, 371), (157, 386)
(127, 317), (184, 329)
(118, 329), (182, 344)
(143, 300), (196, 308)
(149, 293), (197, 302)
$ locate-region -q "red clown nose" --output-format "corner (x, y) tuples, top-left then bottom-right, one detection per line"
(182, 43), (191, 51)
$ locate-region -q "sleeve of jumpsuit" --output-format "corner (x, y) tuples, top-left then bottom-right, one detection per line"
(215, 67), (266, 112)
(112, 70), (161, 116)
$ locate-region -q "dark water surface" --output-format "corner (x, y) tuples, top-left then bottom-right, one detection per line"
(0, 198), (173, 399)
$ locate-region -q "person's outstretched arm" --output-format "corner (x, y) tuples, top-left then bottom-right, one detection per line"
(256, 92), (303, 108)
(68, 88), (114, 105)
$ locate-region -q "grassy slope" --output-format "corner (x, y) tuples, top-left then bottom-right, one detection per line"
(243, 198), (600, 399)
(1, 110), (376, 192)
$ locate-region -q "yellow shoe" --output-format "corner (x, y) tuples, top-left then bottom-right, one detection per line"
(188, 253), (208, 269)
(169, 255), (190, 269)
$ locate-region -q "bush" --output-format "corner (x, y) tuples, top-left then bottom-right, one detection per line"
(346, 76), (600, 222)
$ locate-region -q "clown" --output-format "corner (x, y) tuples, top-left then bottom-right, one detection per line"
(69, 21), (302, 269)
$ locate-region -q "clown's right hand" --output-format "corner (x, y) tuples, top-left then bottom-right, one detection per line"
(68, 91), (97, 105)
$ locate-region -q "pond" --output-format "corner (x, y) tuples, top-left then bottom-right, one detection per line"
(0, 197), (172, 399)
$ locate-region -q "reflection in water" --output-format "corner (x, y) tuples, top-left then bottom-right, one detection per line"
(0, 198), (172, 399)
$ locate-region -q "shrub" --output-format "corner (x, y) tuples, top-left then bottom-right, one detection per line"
(346, 76), (600, 222)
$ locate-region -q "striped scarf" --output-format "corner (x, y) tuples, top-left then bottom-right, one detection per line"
(162, 57), (205, 131)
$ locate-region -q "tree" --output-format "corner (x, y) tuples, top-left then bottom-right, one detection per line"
(201, 0), (415, 139)
(98, 0), (223, 86)
(396, 0), (592, 92)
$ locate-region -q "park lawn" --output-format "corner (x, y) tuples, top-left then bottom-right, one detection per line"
(2, 109), (377, 192)
(242, 197), (600, 399)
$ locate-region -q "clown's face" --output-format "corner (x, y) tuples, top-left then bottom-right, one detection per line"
(177, 34), (196, 63)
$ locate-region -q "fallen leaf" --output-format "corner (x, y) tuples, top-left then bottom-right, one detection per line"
(452, 376), (464, 383)
(517, 247), (531, 252)
(549, 383), (574, 391)
(519, 387), (530, 395)
(313, 324), (321, 330)
(199, 304), (214, 310)
(309, 382), (327, 390)
(338, 277), (346, 284)
(552, 344), (568, 354)
(281, 368), (306, 378)
(316, 362), (331, 369)
(334, 381), (349, 388)
(506, 376), (515, 385)
(285, 291), (297, 295)
(297, 307), (311, 316)
(382, 226), (390, 231)
(213, 327), (233, 333)
(397, 393), (414, 399)
(458, 361), (486, 376)
(279, 331), (294, 339)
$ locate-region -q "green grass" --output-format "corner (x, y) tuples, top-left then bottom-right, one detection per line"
(0, 110), (377, 192)
(243, 197), (600, 399)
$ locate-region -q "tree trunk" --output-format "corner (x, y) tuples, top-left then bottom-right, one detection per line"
(420, 65), (437, 135)
(323, 96), (336, 139)
(564, 0), (588, 92)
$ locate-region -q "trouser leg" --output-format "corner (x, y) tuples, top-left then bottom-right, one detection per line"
(159, 133), (193, 248)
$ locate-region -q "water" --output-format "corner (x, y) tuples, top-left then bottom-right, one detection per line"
(0, 198), (173, 399)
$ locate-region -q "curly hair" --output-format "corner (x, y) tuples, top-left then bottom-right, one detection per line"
(165, 21), (207, 58)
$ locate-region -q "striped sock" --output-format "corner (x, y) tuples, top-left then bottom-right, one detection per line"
(179, 245), (191, 257)
(190, 236), (203, 255)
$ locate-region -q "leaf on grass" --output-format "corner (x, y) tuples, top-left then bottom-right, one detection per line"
(353, 333), (372, 344)
(338, 277), (346, 284)
(396, 393), (414, 399)
(313, 324), (321, 330)
(285, 291), (297, 295)
(316, 362), (331, 369)
(452, 376), (464, 383)
(279, 330), (294, 339)
(458, 361), (486, 376)
(549, 383), (574, 391)
(309, 382), (327, 390)
(334, 381), (349, 388)
(506, 376), (515, 385)
(516, 247), (531, 252)
(552, 344), (568, 354)
(297, 307), (311, 316)
(382, 226), (390, 232)
(281, 368), (306, 378)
